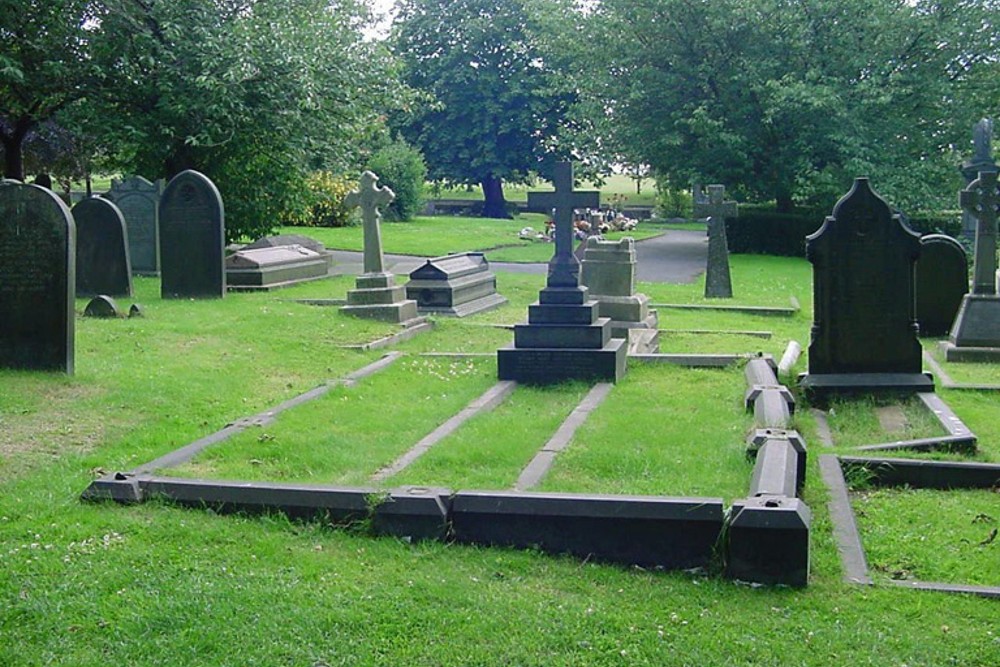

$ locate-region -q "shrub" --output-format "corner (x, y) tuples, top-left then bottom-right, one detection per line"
(653, 173), (692, 218)
(282, 171), (356, 228)
(368, 140), (427, 221)
(905, 211), (962, 238)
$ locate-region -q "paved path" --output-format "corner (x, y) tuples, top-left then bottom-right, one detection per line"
(326, 229), (707, 285)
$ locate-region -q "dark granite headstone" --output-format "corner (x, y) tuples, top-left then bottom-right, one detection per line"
(0, 181), (75, 373)
(800, 178), (932, 396)
(915, 234), (968, 337)
(84, 295), (125, 318)
(406, 252), (507, 316)
(159, 170), (225, 299)
(73, 197), (133, 298)
(106, 176), (163, 275)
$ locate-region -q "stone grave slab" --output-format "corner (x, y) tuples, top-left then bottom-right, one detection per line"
(580, 237), (659, 353)
(244, 233), (334, 271)
(498, 162), (627, 383)
(915, 234), (968, 337)
(406, 252), (507, 316)
(0, 181), (75, 373)
(73, 197), (133, 298)
(106, 175), (162, 275)
(159, 170), (225, 298)
(341, 171), (419, 324)
(451, 490), (725, 569)
(226, 245), (330, 291)
(800, 178), (933, 398)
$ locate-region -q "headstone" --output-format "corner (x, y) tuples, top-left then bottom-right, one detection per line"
(106, 176), (163, 275)
(693, 184), (736, 298)
(799, 178), (933, 398)
(159, 170), (225, 299)
(915, 234), (968, 337)
(244, 233), (334, 271)
(0, 181), (75, 373)
(340, 171), (419, 323)
(941, 170), (1000, 361)
(580, 237), (659, 353)
(83, 295), (125, 318)
(960, 119), (996, 241)
(497, 162), (627, 384)
(406, 252), (507, 316)
(225, 245), (330, 291)
(73, 197), (133, 298)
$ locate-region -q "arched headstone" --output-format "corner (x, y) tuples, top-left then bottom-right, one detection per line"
(107, 175), (163, 275)
(916, 234), (968, 337)
(74, 197), (133, 298)
(159, 170), (225, 299)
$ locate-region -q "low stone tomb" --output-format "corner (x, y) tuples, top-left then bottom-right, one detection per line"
(243, 233), (334, 271)
(106, 175), (163, 275)
(73, 197), (133, 298)
(0, 181), (76, 373)
(799, 178), (933, 398)
(226, 245), (330, 291)
(405, 252), (507, 316)
(580, 237), (658, 353)
(159, 170), (225, 299)
(915, 234), (968, 337)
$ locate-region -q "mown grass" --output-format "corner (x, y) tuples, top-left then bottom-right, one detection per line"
(3, 253), (1000, 666)
(433, 173), (659, 207)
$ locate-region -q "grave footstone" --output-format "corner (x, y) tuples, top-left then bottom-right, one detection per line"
(580, 237), (658, 353)
(406, 252), (507, 316)
(84, 295), (125, 318)
(0, 181), (75, 373)
(693, 184), (736, 298)
(498, 162), (627, 383)
(799, 178), (933, 398)
(159, 170), (225, 299)
(941, 169), (1000, 361)
(106, 176), (163, 275)
(915, 234), (968, 337)
(73, 197), (133, 298)
(340, 171), (419, 324)
(226, 245), (330, 291)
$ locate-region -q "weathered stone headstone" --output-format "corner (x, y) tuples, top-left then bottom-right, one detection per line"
(915, 234), (968, 337)
(693, 184), (736, 298)
(225, 245), (330, 291)
(799, 178), (932, 397)
(340, 171), (419, 323)
(941, 170), (1000, 361)
(960, 119), (996, 242)
(159, 170), (225, 299)
(0, 181), (75, 373)
(73, 197), (133, 298)
(106, 176), (163, 275)
(406, 252), (507, 316)
(83, 295), (125, 318)
(498, 162), (627, 383)
(580, 237), (658, 353)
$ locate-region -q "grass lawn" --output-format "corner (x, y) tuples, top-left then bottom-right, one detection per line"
(2, 254), (1000, 666)
(433, 173), (659, 208)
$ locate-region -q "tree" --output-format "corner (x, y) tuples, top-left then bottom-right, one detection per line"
(585, 0), (999, 212)
(391, 0), (583, 218)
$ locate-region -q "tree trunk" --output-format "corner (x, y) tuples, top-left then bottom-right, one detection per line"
(775, 187), (794, 213)
(480, 174), (511, 219)
(1, 117), (32, 181)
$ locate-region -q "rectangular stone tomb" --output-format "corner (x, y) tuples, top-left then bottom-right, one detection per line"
(244, 234), (334, 270)
(450, 490), (724, 569)
(405, 252), (507, 316)
(225, 245), (330, 291)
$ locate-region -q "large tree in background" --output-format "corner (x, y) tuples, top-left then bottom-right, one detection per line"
(391, 0), (582, 218)
(586, 0), (999, 212)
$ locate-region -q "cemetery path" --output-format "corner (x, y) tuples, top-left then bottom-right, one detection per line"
(327, 229), (707, 284)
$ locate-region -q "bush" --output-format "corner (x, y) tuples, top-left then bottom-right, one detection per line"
(905, 211), (962, 238)
(652, 173), (692, 218)
(368, 140), (427, 221)
(282, 171), (356, 228)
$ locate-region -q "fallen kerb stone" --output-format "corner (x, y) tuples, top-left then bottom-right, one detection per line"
(746, 386), (794, 427)
(855, 434), (977, 455)
(777, 340), (802, 377)
(514, 383), (614, 491)
(747, 439), (800, 498)
(128, 353), (404, 474)
(746, 429), (807, 493)
(725, 496), (811, 587)
(650, 303), (797, 317)
(630, 353), (755, 367)
(838, 456), (1000, 489)
(744, 356), (778, 387)
(817, 455), (872, 585)
(451, 491), (725, 570)
(371, 381), (517, 482)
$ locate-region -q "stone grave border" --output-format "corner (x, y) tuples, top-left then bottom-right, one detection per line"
(815, 390), (1000, 598)
(650, 296), (800, 317)
(81, 350), (817, 586)
(921, 349), (1000, 391)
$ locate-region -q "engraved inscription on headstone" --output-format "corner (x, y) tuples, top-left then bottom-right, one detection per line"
(159, 170), (225, 299)
(0, 181), (76, 373)
(73, 197), (133, 298)
(107, 176), (162, 275)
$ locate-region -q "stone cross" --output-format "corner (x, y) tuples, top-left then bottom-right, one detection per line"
(693, 184), (738, 222)
(547, 162), (597, 288)
(346, 171), (395, 275)
(960, 170), (999, 295)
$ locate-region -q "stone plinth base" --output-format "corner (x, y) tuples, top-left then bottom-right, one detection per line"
(414, 292), (507, 317)
(498, 340), (627, 383)
(939, 341), (1000, 362)
(342, 272), (419, 324)
(945, 294), (1000, 358)
(799, 372), (934, 402)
